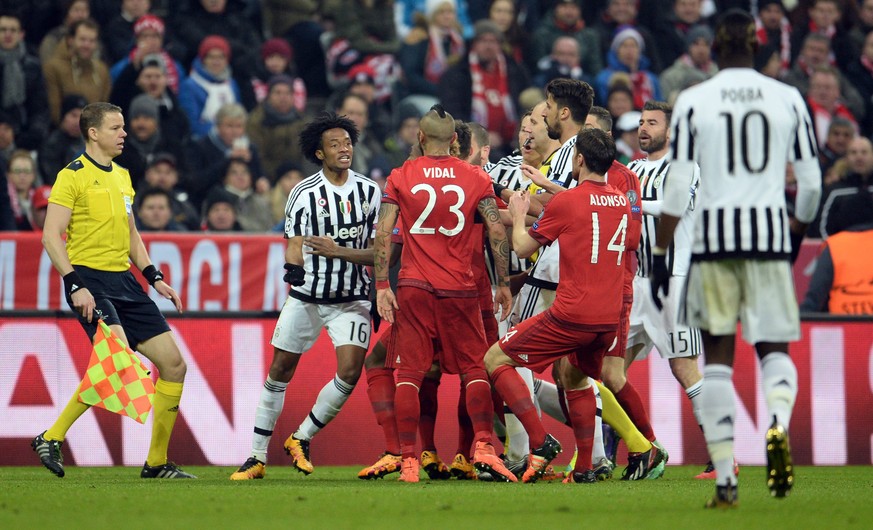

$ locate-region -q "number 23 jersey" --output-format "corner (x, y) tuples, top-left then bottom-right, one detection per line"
(383, 155), (495, 297)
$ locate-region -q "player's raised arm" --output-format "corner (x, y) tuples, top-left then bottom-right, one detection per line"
(506, 191), (541, 259)
(478, 195), (511, 320)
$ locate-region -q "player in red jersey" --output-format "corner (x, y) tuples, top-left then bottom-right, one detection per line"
(485, 127), (631, 485)
(374, 106), (515, 483)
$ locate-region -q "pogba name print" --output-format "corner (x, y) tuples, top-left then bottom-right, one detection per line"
(720, 87), (763, 102)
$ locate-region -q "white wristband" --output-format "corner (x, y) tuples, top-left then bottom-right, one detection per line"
(652, 246), (667, 256)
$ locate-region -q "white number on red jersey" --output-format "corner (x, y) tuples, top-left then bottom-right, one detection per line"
(409, 183), (467, 236)
(590, 213), (627, 265)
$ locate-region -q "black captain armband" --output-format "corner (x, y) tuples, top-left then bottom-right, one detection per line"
(142, 265), (165, 286)
(283, 263), (305, 286)
(493, 182), (507, 198)
(63, 271), (86, 296)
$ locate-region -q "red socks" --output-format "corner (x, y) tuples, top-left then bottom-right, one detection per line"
(490, 365), (546, 447)
(419, 377), (439, 452)
(615, 383), (656, 442)
(365, 367), (400, 455)
(566, 386), (595, 472)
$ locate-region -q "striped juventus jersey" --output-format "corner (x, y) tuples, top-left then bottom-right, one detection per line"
(628, 154), (699, 277)
(486, 152), (528, 191)
(284, 170), (381, 303)
(545, 136), (578, 189)
(669, 68), (819, 261)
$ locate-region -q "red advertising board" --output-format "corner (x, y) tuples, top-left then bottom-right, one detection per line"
(0, 233), (824, 312)
(1, 316), (870, 468)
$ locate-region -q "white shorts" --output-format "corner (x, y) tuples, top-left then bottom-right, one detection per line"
(685, 260), (800, 344)
(510, 282), (556, 326)
(271, 297), (372, 353)
(627, 275), (702, 360)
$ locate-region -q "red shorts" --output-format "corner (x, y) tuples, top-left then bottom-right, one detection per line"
(392, 286), (488, 375)
(379, 323), (398, 369)
(482, 309), (499, 344)
(606, 294), (633, 358)
(500, 309), (616, 378)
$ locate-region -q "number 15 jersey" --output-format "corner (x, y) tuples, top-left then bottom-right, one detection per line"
(383, 155), (495, 297)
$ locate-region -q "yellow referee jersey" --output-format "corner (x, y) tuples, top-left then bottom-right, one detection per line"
(49, 153), (135, 271)
(527, 150), (557, 197)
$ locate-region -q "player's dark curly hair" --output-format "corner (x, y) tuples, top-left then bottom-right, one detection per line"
(713, 9), (757, 61)
(545, 78), (594, 124)
(454, 121), (472, 160)
(298, 112), (359, 165)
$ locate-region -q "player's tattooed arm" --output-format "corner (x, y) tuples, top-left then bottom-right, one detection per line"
(374, 203), (399, 283)
(478, 197), (510, 287)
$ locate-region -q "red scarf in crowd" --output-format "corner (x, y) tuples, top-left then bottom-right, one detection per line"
(629, 71), (654, 110)
(469, 52), (516, 144)
(755, 15), (791, 76)
(808, 20), (837, 65)
(425, 27), (464, 84)
(807, 98), (858, 148)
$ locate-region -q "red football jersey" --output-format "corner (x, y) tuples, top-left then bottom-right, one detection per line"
(529, 180), (630, 326)
(606, 160), (643, 296)
(383, 155), (495, 296)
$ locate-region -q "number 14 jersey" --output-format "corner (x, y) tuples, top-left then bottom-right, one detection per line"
(383, 155), (495, 297)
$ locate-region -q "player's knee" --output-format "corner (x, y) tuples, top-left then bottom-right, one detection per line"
(600, 368), (625, 392)
(336, 365), (363, 386)
(268, 348), (301, 381)
(483, 345), (503, 373)
(158, 355), (186, 382)
(669, 357), (701, 387)
(364, 342), (387, 370)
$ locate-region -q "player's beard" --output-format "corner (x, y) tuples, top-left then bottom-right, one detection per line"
(641, 133), (667, 154)
(546, 119), (561, 141)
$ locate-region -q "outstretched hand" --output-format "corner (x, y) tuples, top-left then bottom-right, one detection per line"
(377, 288), (399, 324)
(649, 253), (669, 311)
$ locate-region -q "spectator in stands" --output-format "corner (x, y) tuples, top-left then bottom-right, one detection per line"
(116, 93), (184, 189)
(5, 149), (38, 230)
(269, 160), (305, 225)
(397, 0), (465, 98)
(242, 38), (306, 114)
(43, 18), (110, 125)
(755, 0), (792, 79)
(28, 184), (51, 231)
(659, 25), (717, 105)
(438, 20), (528, 155)
(595, 26), (661, 110)
(261, 0), (328, 96)
(141, 152), (200, 230)
(218, 157), (273, 232)
(186, 102), (263, 208)
(246, 75), (306, 183)
(614, 109), (643, 165)
(0, 111), (17, 164)
(488, 0), (531, 70)
(656, 0), (707, 68)
(394, 0), (473, 40)
(784, 33), (864, 119)
(845, 30), (873, 137)
(801, 190), (873, 314)
(850, 0), (873, 51)
(178, 35), (241, 139)
(814, 136), (873, 239)
(383, 102), (421, 169)
(791, 0), (854, 70)
(168, 0), (263, 83)
(110, 14), (186, 95)
(818, 117), (856, 174)
(531, 0), (602, 77)
(202, 186), (243, 232)
(337, 92), (391, 180)
(135, 186), (185, 232)
(806, 66), (858, 149)
(102, 0), (152, 65)
(0, 11), (51, 151)
(605, 82), (636, 130)
(38, 94), (86, 185)
(344, 64), (392, 142)
(594, 0), (662, 73)
(38, 0), (92, 66)
(324, 0), (400, 103)
(533, 36), (591, 89)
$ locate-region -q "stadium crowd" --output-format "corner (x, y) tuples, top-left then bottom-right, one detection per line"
(1, 0), (872, 249)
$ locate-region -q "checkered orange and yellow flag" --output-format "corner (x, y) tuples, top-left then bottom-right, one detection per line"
(77, 319), (155, 423)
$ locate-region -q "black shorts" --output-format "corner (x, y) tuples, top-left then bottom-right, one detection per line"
(66, 266), (171, 349)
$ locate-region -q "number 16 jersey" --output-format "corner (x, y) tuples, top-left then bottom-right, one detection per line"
(383, 155), (495, 297)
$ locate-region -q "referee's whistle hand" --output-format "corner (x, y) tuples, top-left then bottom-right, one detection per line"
(72, 289), (96, 323)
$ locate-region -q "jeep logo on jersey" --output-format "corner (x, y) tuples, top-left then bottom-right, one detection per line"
(326, 222), (365, 242)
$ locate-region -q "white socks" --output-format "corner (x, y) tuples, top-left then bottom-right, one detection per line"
(295, 374), (355, 441)
(251, 376), (288, 463)
(760, 352), (798, 429)
(685, 379), (704, 429)
(701, 364), (736, 487)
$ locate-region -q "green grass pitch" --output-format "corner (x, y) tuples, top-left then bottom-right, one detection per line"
(1, 466), (870, 529)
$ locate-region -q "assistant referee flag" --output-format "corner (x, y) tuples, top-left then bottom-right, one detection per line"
(77, 319), (155, 424)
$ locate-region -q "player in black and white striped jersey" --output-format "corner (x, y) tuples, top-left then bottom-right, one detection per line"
(231, 113), (381, 481)
(650, 10), (823, 507)
(625, 101), (712, 478)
